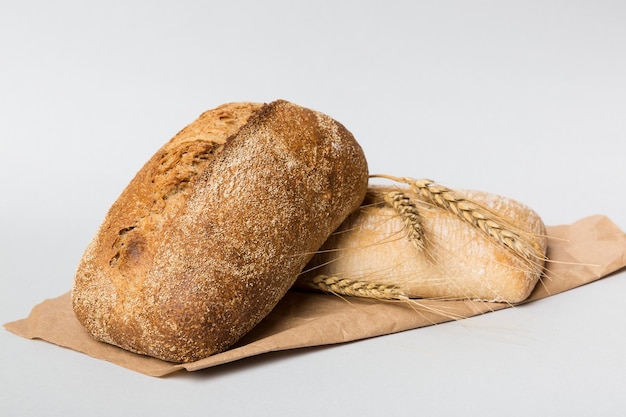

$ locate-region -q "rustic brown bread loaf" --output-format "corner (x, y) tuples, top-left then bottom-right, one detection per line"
(72, 100), (369, 362)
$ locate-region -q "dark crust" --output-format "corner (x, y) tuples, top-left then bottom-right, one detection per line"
(72, 100), (368, 362)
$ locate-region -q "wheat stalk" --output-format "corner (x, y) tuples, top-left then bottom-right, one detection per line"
(376, 190), (425, 251)
(370, 174), (544, 264)
(302, 274), (465, 321)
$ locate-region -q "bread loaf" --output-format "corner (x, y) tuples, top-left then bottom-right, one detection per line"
(72, 100), (369, 362)
(297, 186), (547, 303)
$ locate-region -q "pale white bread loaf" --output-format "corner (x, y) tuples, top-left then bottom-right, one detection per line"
(72, 100), (369, 362)
(296, 186), (547, 303)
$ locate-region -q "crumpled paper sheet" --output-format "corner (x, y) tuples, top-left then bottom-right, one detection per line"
(5, 215), (626, 377)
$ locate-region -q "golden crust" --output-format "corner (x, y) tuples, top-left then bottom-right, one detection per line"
(72, 100), (369, 362)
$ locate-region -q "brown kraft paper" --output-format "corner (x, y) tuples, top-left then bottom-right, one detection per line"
(5, 214), (626, 377)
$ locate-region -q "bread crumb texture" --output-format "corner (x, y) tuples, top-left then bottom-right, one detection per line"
(72, 100), (368, 362)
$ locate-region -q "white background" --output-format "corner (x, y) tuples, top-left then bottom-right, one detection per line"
(2, 1), (625, 416)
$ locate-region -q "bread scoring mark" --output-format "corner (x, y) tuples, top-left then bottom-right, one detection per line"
(104, 105), (269, 279)
(107, 143), (224, 273)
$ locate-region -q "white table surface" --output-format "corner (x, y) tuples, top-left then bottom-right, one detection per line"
(2, 1), (625, 416)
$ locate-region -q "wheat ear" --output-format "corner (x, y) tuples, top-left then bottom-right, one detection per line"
(303, 275), (409, 301)
(377, 190), (425, 251)
(370, 174), (544, 263)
